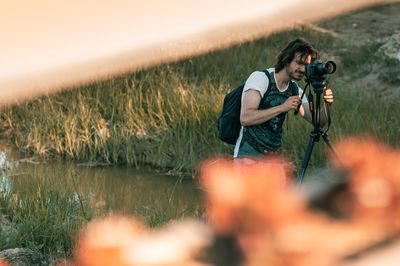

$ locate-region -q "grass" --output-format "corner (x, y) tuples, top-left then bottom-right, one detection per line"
(1, 69), (228, 174)
(0, 170), (90, 264)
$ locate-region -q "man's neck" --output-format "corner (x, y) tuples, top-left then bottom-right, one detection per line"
(275, 70), (290, 90)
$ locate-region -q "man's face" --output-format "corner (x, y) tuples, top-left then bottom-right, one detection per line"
(286, 53), (311, 81)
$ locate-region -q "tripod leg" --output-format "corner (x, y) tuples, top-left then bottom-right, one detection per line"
(297, 133), (317, 184)
(321, 132), (342, 166)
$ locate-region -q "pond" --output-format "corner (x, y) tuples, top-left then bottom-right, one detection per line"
(0, 149), (204, 224)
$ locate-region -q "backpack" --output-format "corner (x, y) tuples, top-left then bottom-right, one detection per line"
(217, 69), (272, 144)
(217, 70), (299, 145)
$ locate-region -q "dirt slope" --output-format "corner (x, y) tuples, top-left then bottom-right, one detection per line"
(315, 2), (400, 96)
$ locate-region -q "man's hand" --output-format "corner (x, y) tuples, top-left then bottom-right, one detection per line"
(323, 88), (334, 104)
(282, 95), (301, 112)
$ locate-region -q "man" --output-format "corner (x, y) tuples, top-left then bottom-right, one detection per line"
(234, 38), (334, 158)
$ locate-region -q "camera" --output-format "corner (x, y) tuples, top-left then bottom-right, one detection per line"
(305, 59), (336, 91)
(306, 59), (336, 79)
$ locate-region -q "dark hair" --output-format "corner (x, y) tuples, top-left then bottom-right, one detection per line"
(274, 38), (319, 72)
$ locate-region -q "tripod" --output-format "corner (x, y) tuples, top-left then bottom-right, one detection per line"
(296, 80), (336, 184)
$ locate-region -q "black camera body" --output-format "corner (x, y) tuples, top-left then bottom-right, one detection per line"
(305, 59), (336, 92)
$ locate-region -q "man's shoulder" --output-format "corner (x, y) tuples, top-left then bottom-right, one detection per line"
(243, 68), (272, 95)
(248, 68), (274, 80)
(246, 71), (267, 84)
(258, 67), (275, 75)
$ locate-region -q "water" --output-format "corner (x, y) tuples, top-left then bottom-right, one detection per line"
(1, 150), (203, 222)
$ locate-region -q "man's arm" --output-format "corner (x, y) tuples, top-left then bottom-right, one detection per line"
(240, 89), (301, 126)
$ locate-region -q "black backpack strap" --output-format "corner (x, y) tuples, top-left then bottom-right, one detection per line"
(286, 80), (300, 130)
(260, 69), (273, 100)
(289, 80), (300, 96)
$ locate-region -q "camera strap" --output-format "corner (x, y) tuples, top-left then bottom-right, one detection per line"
(294, 82), (310, 116)
(300, 83), (309, 103)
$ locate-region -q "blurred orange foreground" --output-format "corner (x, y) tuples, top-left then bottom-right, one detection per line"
(64, 137), (400, 266)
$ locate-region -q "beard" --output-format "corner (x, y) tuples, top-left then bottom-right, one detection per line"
(287, 68), (305, 81)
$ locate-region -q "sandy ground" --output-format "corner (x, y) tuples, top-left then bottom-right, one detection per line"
(316, 2), (400, 95)
(319, 3), (400, 45)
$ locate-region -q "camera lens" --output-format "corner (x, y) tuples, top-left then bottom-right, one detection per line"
(324, 61), (336, 74)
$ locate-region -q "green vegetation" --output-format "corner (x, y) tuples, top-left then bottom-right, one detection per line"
(378, 56), (400, 85)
